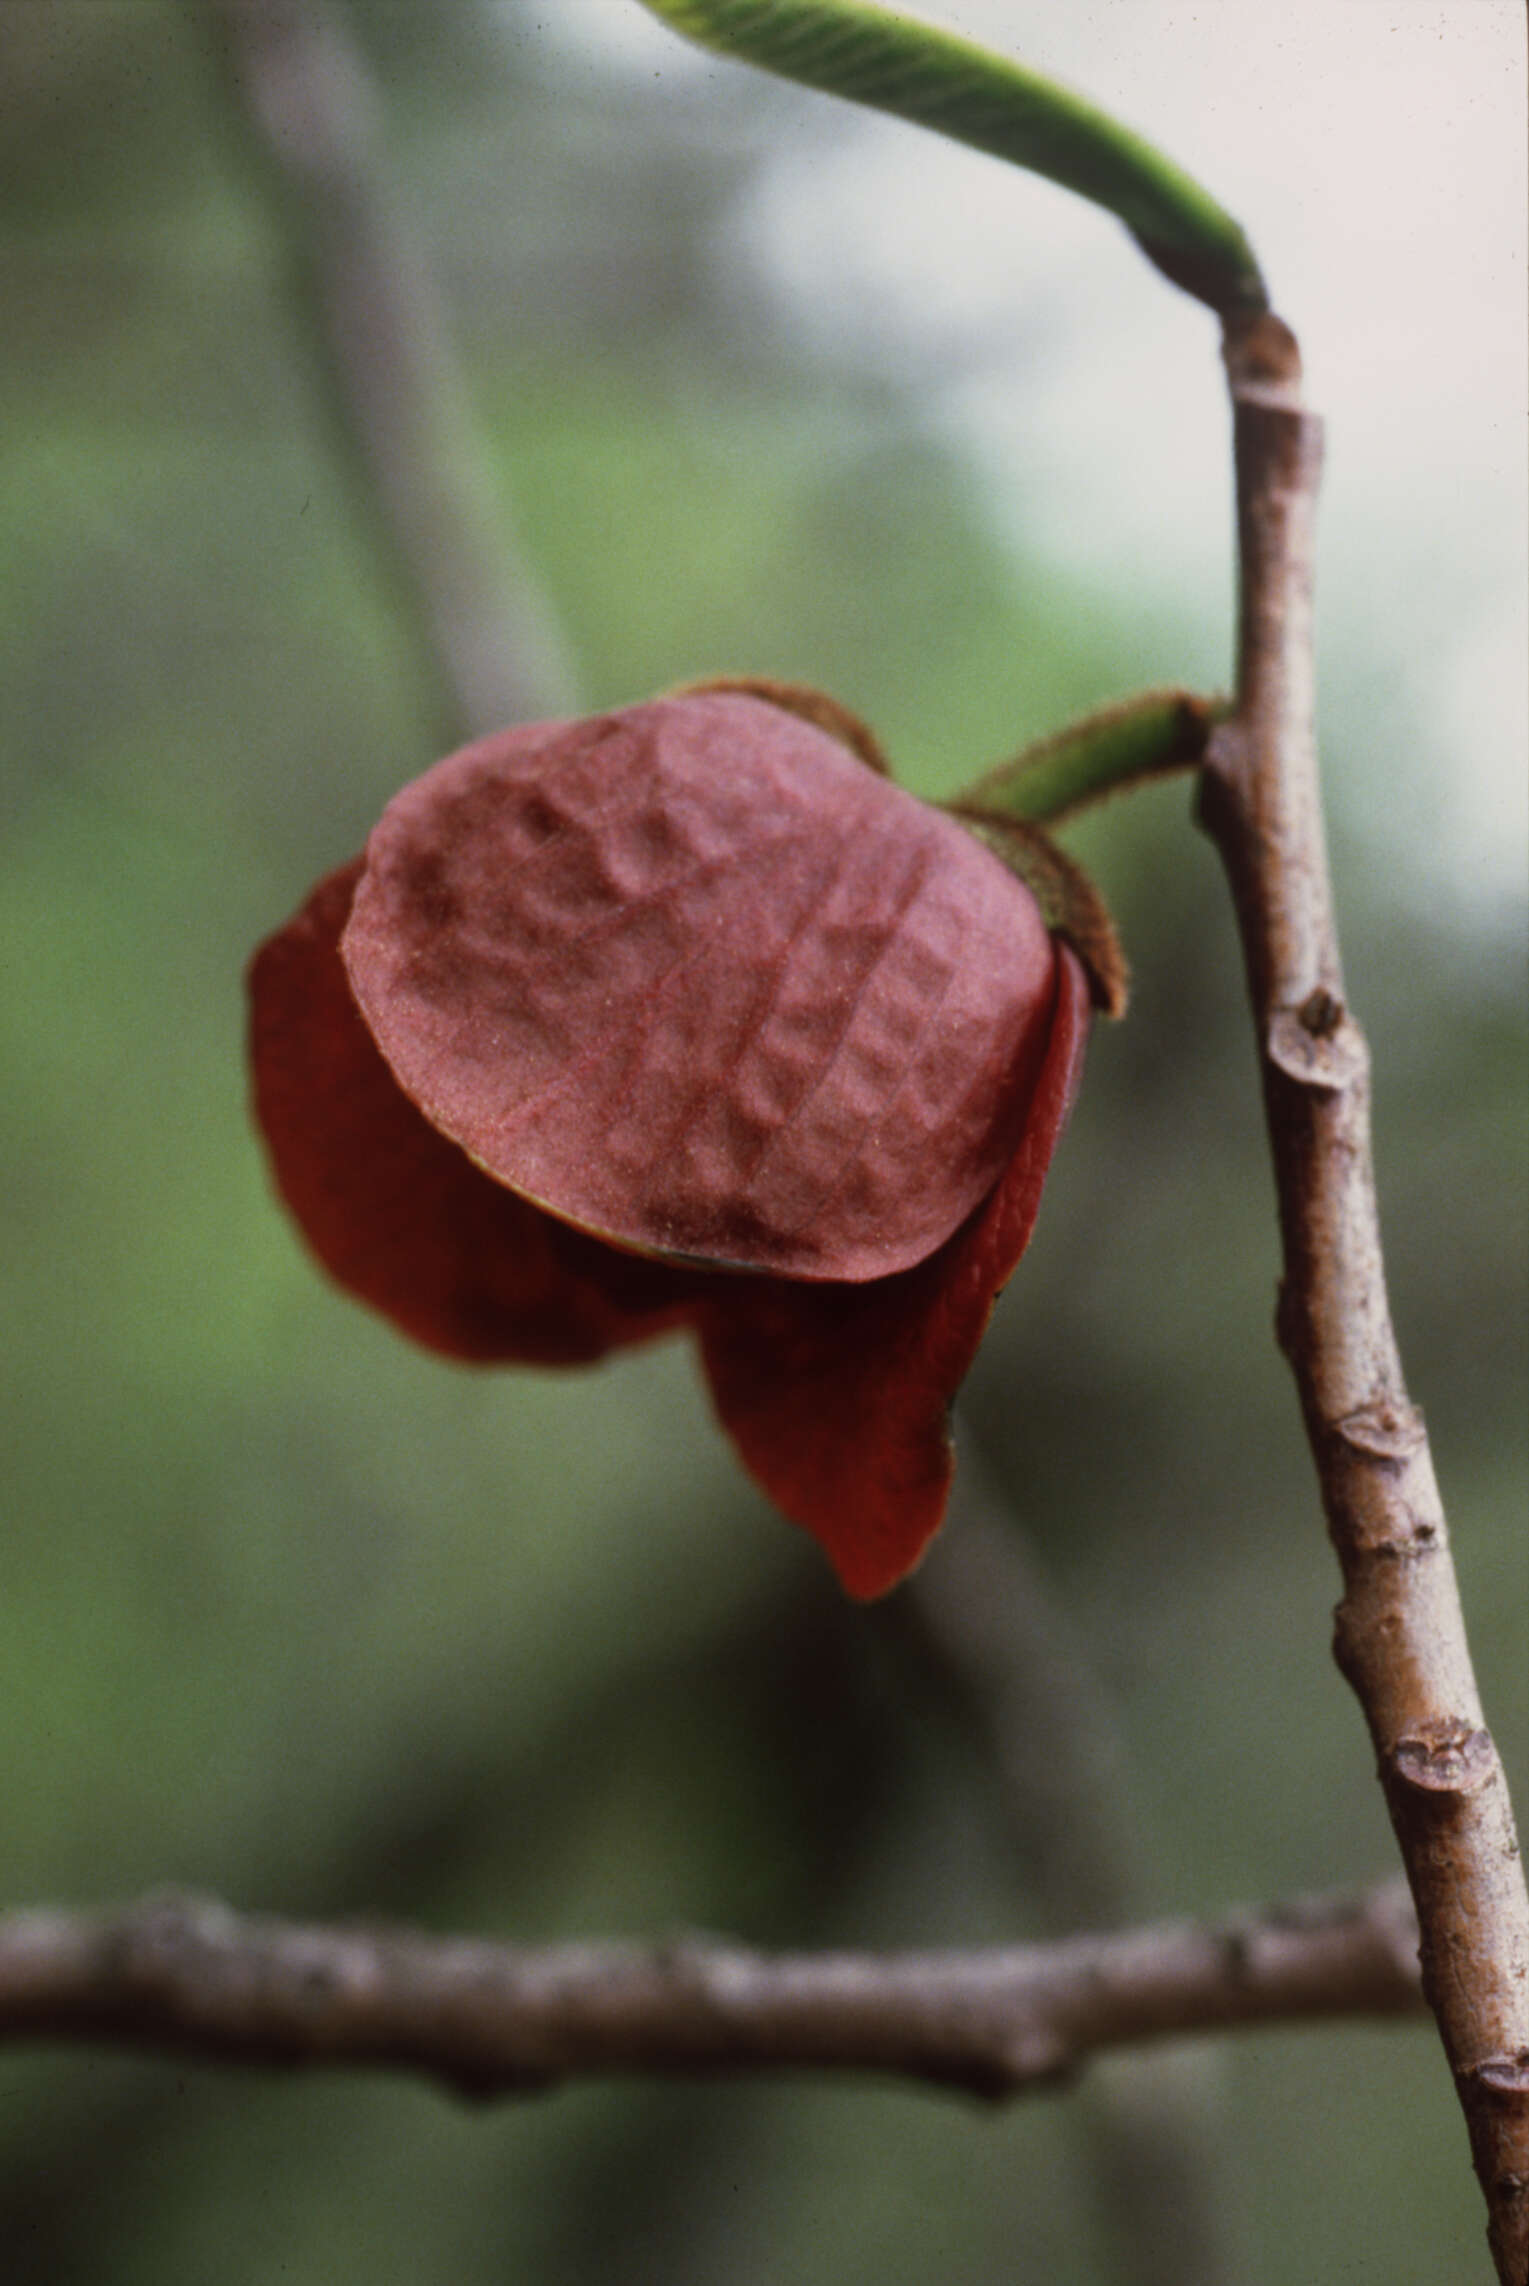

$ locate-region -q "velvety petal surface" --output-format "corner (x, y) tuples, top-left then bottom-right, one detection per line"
(341, 695), (1058, 1283)
(697, 947), (1091, 1598)
(249, 862), (699, 1365)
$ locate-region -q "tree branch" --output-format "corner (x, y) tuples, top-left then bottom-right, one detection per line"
(205, 0), (578, 745)
(1199, 311), (1529, 2284)
(0, 1884), (1422, 2103)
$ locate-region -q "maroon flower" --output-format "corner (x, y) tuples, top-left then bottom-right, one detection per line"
(248, 690), (1090, 1598)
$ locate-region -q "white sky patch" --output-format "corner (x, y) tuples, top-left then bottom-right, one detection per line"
(515, 0), (700, 74)
(1429, 592), (1529, 913)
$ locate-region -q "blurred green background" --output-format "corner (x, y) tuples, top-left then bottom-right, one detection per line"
(1, 4), (1523, 2280)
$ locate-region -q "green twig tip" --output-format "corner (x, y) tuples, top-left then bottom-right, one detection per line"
(636, 0), (1267, 317)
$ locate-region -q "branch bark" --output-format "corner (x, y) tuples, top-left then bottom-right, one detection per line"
(205, 0), (577, 745)
(1200, 310), (1529, 2284)
(0, 1883), (1421, 2103)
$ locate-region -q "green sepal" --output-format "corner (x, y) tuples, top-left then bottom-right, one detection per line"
(665, 673), (891, 774)
(949, 807), (1130, 1020)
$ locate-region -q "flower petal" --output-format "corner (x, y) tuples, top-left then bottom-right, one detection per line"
(696, 946), (1091, 1598)
(248, 861), (697, 1364)
(341, 694), (1058, 1284)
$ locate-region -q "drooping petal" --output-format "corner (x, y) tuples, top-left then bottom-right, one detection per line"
(248, 861), (698, 1365)
(341, 694), (1058, 1284)
(697, 946), (1091, 1598)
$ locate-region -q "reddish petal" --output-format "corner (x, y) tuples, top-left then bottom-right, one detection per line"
(697, 947), (1091, 1598)
(248, 861), (698, 1364)
(341, 695), (1057, 1284)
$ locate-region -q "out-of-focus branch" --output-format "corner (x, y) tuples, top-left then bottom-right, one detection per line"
(1199, 310), (1529, 2285)
(905, 1434), (1234, 2286)
(907, 1432), (1146, 1930)
(205, 0), (577, 745)
(0, 1883), (1421, 2101)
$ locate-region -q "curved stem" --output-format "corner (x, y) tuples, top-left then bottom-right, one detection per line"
(953, 689), (1220, 826)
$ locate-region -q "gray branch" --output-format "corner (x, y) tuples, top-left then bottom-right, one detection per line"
(206, 0), (578, 743)
(0, 1884), (1422, 2102)
(1201, 308), (1529, 2283)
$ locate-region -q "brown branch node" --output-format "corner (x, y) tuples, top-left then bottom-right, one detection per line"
(1335, 1400), (1429, 1465)
(1392, 1727), (1498, 1799)
(1265, 1004), (1367, 1090)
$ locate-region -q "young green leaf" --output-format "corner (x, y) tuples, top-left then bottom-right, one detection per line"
(637, 0), (1267, 316)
